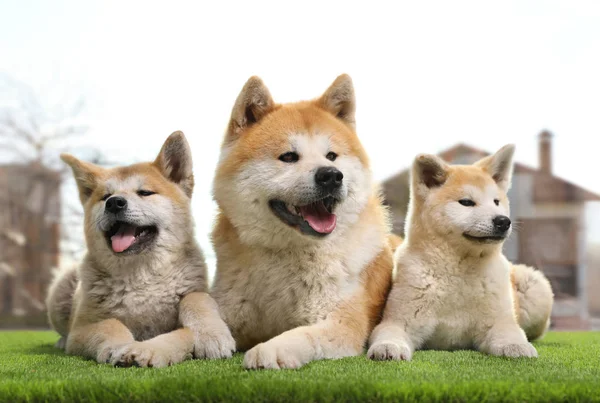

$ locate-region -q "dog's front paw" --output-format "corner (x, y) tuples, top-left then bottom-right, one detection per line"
(244, 341), (305, 370)
(488, 342), (538, 358)
(96, 343), (128, 364)
(55, 336), (67, 350)
(367, 341), (412, 361)
(110, 341), (192, 368)
(191, 326), (236, 359)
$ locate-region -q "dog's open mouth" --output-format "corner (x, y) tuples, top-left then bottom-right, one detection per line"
(463, 233), (506, 243)
(269, 196), (338, 237)
(105, 222), (158, 254)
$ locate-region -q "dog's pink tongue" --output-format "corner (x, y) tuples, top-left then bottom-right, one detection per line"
(111, 225), (136, 253)
(300, 204), (337, 234)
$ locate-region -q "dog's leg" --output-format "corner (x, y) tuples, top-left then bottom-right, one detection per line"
(109, 328), (195, 368)
(367, 268), (434, 362)
(477, 318), (538, 358)
(243, 293), (377, 370)
(112, 292), (236, 367)
(367, 295), (434, 361)
(178, 292), (236, 359)
(243, 318), (361, 369)
(367, 322), (417, 361)
(66, 318), (135, 364)
(243, 246), (395, 370)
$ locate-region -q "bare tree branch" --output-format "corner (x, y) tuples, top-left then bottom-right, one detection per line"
(2, 115), (38, 147)
(0, 73), (109, 319)
(0, 143), (31, 160)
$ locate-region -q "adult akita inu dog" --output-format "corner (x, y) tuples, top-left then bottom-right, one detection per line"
(368, 145), (554, 361)
(211, 75), (395, 369)
(46, 132), (235, 367)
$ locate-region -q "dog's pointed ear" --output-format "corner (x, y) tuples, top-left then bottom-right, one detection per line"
(61, 153), (104, 205)
(317, 74), (356, 128)
(154, 131), (194, 198)
(227, 76), (275, 142)
(412, 154), (449, 196)
(475, 144), (515, 191)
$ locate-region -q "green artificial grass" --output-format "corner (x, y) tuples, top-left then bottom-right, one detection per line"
(0, 331), (599, 402)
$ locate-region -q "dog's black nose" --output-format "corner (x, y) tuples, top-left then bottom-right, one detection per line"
(493, 215), (511, 232)
(315, 167), (343, 192)
(105, 196), (127, 214)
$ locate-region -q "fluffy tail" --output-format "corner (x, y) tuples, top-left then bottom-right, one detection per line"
(45, 265), (79, 347)
(511, 264), (554, 341)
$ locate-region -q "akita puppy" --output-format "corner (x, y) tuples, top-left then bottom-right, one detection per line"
(46, 132), (235, 367)
(211, 75), (395, 369)
(368, 145), (554, 360)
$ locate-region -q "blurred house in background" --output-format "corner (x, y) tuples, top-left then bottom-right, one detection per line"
(382, 130), (600, 330)
(0, 163), (61, 327)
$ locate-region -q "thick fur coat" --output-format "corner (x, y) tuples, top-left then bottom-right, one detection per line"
(368, 145), (554, 360)
(46, 132), (235, 367)
(211, 75), (396, 369)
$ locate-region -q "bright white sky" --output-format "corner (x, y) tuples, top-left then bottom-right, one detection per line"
(2, 0), (600, 272)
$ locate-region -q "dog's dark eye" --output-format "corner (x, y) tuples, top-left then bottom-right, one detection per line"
(326, 152), (338, 161)
(279, 152), (299, 163)
(494, 199), (500, 206)
(101, 193), (112, 201)
(459, 199), (476, 207)
(137, 190), (156, 197)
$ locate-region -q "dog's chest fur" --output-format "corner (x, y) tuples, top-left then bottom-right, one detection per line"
(213, 246), (363, 350)
(402, 252), (512, 350)
(83, 258), (205, 341)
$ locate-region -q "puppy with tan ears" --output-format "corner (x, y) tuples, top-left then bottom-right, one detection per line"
(46, 131), (235, 367)
(368, 145), (553, 361)
(211, 75), (395, 369)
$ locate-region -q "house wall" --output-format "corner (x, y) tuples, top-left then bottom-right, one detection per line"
(511, 173), (589, 320)
(583, 202), (600, 317)
(586, 243), (600, 317)
(0, 166), (60, 316)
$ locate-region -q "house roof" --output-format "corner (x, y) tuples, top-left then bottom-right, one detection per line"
(382, 143), (600, 204)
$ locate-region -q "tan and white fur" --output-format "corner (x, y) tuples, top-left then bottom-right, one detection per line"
(211, 75), (395, 369)
(46, 131), (235, 367)
(368, 145), (554, 360)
